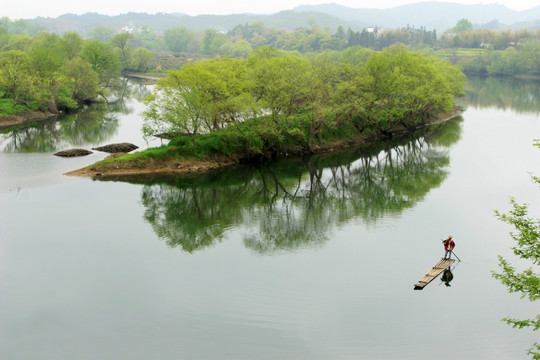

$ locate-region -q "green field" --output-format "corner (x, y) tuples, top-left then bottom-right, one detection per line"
(435, 48), (488, 59)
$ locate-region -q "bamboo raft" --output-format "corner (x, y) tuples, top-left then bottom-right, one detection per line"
(414, 258), (455, 290)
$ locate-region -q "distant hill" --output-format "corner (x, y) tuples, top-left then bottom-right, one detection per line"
(29, 10), (365, 35)
(294, 2), (540, 31)
(475, 18), (540, 31)
(24, 2), (540, 35)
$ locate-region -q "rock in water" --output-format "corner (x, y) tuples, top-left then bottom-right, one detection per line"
(54, 149), (93, 157)
(92, 142), (138, 153)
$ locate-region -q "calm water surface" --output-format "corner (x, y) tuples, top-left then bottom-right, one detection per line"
(1, 76), (539, 359)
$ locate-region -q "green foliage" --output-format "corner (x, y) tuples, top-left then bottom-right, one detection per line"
(131, 47), (154, 72)
(453, 18), (473, 33)
(340, 46), (374, 65)
(111, 33), (134, 69)
(164, 27), (195, 53)
(90, 25), (115, 42)
(61, 32), (84, 60)
(3, 34), (33, 51)
(54, 86), (78, 110)
(201, 29), (229, 55)
(0, 97), (38, 114)
(143, 56), (257, 139)
(0, 50), (35, 106)
(143, 46), (464, 156)
(365, 44), (464, 130)
(0, 18), (44, 36)
(456, 55), (488, 74)
(0, 29), (122, 116)
(28, 32), (64, 79)
(97, 145), (173, 167)
(493, 141), (540, 359)
(80, 39), (120, 83)
(231, 40), (253, 58)
(62, 58), (100, 103)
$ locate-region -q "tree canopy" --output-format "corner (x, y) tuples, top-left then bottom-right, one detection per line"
(0, 29), (133, 114)
(142, 45), (464, 156)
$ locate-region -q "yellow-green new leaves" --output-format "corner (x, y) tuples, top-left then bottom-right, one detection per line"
(143, 47), (465, 151)
(493, 141), (540, 359)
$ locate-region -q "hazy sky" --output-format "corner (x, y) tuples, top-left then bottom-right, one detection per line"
(5, 0), (539, 19)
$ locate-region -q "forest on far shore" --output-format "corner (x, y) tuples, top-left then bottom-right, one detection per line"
(0, 16), (537, 118)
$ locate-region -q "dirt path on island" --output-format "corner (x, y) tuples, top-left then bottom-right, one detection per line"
(65, 157), (237, 178)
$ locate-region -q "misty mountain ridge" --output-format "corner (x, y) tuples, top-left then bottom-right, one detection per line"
(294, 2), (540, 31)
(30, 10), (365, 35)
(25, 1), (540, 35)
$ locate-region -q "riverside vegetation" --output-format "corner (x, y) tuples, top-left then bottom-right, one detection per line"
(0, 16), (538, 121)
(68, 44), (464, 176)
(0, 25), (153, 118)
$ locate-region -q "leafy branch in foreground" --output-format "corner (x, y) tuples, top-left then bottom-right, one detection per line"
(493, 140), (540, 359)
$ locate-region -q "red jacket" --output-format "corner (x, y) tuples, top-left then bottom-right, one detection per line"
(444, 239), (455, 251)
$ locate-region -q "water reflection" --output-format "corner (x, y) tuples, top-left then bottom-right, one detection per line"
(441, 266), (454, 287)
(0, 106), (119, 152)
(0, 78), (151, 153)
(106, 77), (152, 113)
(461, 75), (540, 113)
(135, 119), (462, 254)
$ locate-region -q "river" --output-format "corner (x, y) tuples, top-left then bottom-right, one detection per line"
(1, 76), (539, 359)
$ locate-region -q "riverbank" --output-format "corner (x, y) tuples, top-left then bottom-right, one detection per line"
(0, 110), (58, 131)
(0, 74), (161, 132)
(124, 72), (165, 85)
(66, 108), (463, 179)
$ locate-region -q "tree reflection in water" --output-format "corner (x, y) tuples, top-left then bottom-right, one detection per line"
(0, 78), (151, 153)
(1, 106), (119, 152)
(138, 118), (462, 254)
(462, 75), (540, 114)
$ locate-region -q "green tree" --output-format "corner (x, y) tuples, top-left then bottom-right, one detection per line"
(141, 46), (464, 157)
(453, 18), (473, 33)
(80, 39), (120, 84)
(232, 40), (252, 58)
(201, 29), (227, 55)
(143, 57), (254, 141)
(90, 25), (115, 42)
(0, 25), (9, 50)
(493, 141), (540, 359)
(246, 49), (313, 118)
(520, 40), (540, 75)
(488, 47), (523, 75)
(164, 26), (194, 53)
(60, 32), (83, 60)
(27, 32), (65, 111)
(365, 44), (464, 131)
(340, 46), (374, 65)
(0, 50), (35, 106)
(131, 47), (154, 72)
(4, 34), (33, 51)
(335, 26), (346, 40)
(0, 18), (43, 36)
(111, 32), (134, 70)
(62, 58), (100, 104)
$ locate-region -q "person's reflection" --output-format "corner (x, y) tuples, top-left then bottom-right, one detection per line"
(441, 266), (454, 287)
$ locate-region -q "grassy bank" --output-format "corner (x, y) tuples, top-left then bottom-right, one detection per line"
(67, 108), (462, 178)
(0, 97), (39, 116)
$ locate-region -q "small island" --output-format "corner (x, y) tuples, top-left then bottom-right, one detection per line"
(67, 44), (466, 179)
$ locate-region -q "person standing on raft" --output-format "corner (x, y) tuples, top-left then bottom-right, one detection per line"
(443, 236), (455, 259)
